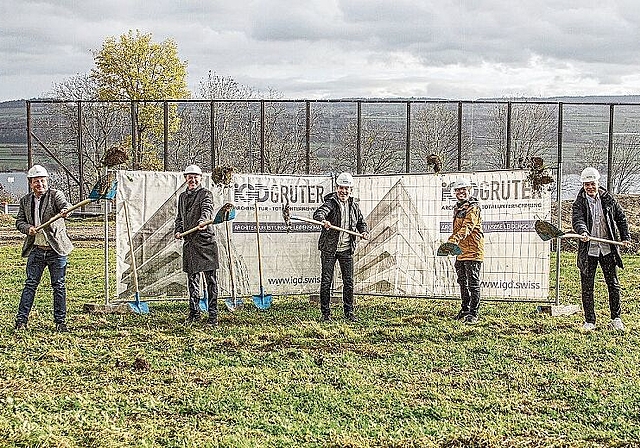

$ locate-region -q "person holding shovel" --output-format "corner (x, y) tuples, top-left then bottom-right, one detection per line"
(447, 177), (484, 325)
(14, 165), (73, 332)
(572, 167), (630, 332)
(175, 165), (220, 326)
(313, 172), (369, 322)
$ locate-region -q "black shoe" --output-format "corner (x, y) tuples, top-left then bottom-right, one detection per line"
(345, 313), (357, 322)
(206, 318), (218, 327)
(187, 313), (201, 323)
(14, 321), (27, 331)
(55, 323), (68, 332)
(321, 314), (332, 323)
(453, 311), (468, 321)
(463, 314), (478, 325)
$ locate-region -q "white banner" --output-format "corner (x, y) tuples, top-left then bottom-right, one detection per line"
(116, 170), (551, 302)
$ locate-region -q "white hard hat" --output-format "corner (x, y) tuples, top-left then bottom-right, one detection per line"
(580, 167), (600, 183)
(27, 165), (48, 178)
(336, 172), (354, 187)
(452, 177), (472, 190)
(183, 164), (202, 176)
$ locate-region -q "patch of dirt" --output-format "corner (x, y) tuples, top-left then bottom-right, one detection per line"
(0, 217), (114, 248)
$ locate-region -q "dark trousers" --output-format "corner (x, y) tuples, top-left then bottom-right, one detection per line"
(187, 271), (218, 319)
(580, 253), (621, 324)
(16, 247), (68, 324)
(320, 250), (354, 317)
(454, 260), (482, 317)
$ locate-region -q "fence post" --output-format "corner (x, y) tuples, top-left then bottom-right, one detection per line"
(356, 101), (362, 174)
(305, 101), (311, 175)
(163, 101), (169, 171)
(554, 102), (564, 306)
(457, 102), (462, 171)
(210, 100), (216, 169)
(607, 104), (614, 191)
(405, 102), (411, 173)
(76, 101), (84, 200)
(505, 102), (512, 169)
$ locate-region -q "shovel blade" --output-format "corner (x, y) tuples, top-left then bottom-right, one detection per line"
(199, 298), (209, 312)
(213, 203), (236, 224)
(128, 293), (149, 314)
(534, 220), (564, 241)
(252, 292), (272, 310)
(88, 179), (118, 200)
(225, 297), (244, 312)
(437, 242), (462, 256)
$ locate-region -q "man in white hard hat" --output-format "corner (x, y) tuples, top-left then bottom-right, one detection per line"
(175, 165), (220, 326)
(572, 167), (630, 332)
(446, 177), (484, 324)
(15, 165), (73, 332)
(313, 172), (369, 322)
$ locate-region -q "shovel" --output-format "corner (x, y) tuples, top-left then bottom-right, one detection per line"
(437, 242), (462, 256)
(123, 201), (149, 314)
(534, 220), (626, 247)
(35, 174), (118, 232)
(223, 217), (243, 312)
(252, 202), (272, 310)
(176, 202), (236, 238)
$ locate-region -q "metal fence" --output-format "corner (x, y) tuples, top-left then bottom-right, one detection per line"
(24, 98), (640, 203)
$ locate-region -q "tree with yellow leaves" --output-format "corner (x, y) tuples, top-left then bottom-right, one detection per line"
(91, 30), (190, 169)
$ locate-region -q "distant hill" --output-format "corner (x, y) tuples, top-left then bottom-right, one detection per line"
(476, 95), (640, 104)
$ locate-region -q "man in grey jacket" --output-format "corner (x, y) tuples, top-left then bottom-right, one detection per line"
(15, 165), (73, 332)
(175, 165), (220, 326)
(572, 167), (630, 332)
(313, 172), (369, 322)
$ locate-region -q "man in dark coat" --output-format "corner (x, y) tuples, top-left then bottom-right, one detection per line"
(15, 164), (73, 332)
(313, 172), (369, 322)
(572, 167), (630, 332)
(175, 165), (220, 326)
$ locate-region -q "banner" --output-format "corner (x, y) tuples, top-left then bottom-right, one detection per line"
(116, 170), (551, 302)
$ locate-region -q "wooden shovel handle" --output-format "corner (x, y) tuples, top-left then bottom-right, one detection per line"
(177, 219), (214, 238)
(560, 233), (626, 247)
(35, 198), (92, 232)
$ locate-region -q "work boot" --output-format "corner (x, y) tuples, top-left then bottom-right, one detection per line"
(345, 313), (357, 322)
(320, 314), (332, 323)
(55, 322), (68, 332)
(463, 314), (478, 325)
(186, 312), (201, 323)
(14, 321), (27, 331)
(453, 310), (468, 321)
(609, 318), (625, 332)
(206, 318), (218, 328)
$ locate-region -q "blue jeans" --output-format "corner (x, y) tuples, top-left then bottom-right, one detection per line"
(320, 250), (354, 317)
(16, 247), (68, 324)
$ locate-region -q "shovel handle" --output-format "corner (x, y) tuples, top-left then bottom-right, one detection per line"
(35, 198), (93, 232)
(560, 233), (626, 247)
(290, 215), (364, 238)
(177, 219), (215, 238)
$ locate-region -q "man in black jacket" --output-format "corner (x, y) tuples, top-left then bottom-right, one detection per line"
(175, 165), (220, 326)
(313, 172), (369, 322)
(572, 167), (630, 332)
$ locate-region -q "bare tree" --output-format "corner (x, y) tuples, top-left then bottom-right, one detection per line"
(334, 120), (405, 174)
(486, 102), (557, 169)
(410, 104), (470, 172)
(611, 135), (640, 193)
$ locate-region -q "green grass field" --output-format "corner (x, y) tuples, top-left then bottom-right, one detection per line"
(1, 241), (640, 447)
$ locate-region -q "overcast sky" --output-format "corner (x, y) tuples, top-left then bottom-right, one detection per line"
(2, 0), (639, 102)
